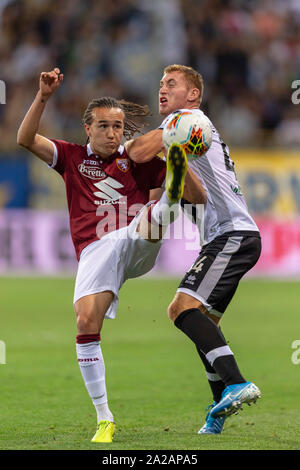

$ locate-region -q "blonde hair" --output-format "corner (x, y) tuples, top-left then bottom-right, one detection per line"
(163, 64), (204, 105)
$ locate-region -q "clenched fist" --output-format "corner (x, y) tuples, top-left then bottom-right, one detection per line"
(40, 67), (64, 99)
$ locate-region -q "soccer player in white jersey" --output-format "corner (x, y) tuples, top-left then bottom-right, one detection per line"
(17, 68), (206, 443)
(128, 64), (262, 435)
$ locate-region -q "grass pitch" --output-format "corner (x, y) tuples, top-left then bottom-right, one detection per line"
(0, 277), (299, 450)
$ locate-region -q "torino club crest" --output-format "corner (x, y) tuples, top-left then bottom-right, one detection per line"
(116, 158), (130, 172)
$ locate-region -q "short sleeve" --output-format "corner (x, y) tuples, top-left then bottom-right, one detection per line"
(49, 139), (70, 175)
(158, 115), (171, 130)
(158, 110), (181, 129)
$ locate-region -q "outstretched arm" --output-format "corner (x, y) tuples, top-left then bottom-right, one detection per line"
(17, 68), (64, 165)
(125, 129), (164, 163)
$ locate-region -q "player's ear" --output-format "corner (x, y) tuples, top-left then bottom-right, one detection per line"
(84, 123), (91, 138)
(188, 87), (200, 103)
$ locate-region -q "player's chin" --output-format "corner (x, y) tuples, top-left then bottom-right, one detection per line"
(105, 143), (119, 152)
(159, 104), (169, 116)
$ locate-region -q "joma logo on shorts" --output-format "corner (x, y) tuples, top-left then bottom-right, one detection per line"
(78, 163), (106, 180)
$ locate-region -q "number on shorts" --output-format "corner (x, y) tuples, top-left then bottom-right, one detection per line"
(192, 256), (207, 273)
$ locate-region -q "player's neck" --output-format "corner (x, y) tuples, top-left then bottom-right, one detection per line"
(163, 104), (200, 116)
(186, 104), (200, 110)
(89, 143), (114, 159)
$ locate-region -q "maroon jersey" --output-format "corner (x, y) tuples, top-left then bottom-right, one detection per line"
(50, 140), (166, 260)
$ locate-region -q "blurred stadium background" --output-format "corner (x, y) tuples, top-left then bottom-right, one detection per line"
(0, 0), (300, 277)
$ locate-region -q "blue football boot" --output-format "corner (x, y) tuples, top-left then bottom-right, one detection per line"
(198, 402), (226, 435)
(210, 382), (261, 418)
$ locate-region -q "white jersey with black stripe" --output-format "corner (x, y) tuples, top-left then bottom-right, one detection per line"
(161, 108), (259, 245)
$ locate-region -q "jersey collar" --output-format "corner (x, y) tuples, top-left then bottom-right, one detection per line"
(86, 143), (124, 158)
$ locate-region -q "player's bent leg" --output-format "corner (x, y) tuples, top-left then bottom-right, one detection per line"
(74, 291), (115, 443)
(137, 198), (182, 243)
(165, 143), (188, 203)
(147, 144), (188, 228)
(169, 292), (260, 428)
(75, 290), (114, 334)
(137, 206), (165, 242)
(169, 292), (261, 424)
(168, 291), (227, 434)
(168, 291), (220, 326)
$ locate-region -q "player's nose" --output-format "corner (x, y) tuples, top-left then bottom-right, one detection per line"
(106, 126), (114, 138)
(159, 82), (168, 94)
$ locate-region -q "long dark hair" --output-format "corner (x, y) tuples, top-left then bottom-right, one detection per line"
(83, 96), (151, 141)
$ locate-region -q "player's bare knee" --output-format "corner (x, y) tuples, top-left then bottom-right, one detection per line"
(75, 305), (99, 334)
(137, 206), (163, 242)
(76, 313), (92, 333)
(167, 300), (181, 323)
(168, 296), (209, 323)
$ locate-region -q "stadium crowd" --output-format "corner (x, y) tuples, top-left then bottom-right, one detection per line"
(0, 0), (299, 152)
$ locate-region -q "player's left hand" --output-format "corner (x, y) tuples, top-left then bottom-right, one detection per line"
(39, 68), (64, 99)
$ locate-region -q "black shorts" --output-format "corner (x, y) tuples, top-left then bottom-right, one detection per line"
(177, 231), (261, 317)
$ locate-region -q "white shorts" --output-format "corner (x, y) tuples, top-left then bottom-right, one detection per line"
(73, 209), (162, 319)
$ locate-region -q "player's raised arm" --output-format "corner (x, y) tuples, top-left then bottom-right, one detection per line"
(17, 68), (64, 165)
(125, 129), (165, 163)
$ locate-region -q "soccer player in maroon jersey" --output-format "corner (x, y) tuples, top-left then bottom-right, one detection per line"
(17, 68), (206, 443)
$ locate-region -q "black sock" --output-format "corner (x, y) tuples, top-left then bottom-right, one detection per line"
(197, 347), (225, 403)
(174, 308), (246, 387)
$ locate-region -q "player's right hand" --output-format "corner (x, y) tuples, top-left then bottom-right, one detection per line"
(39, 68), (64, 99)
